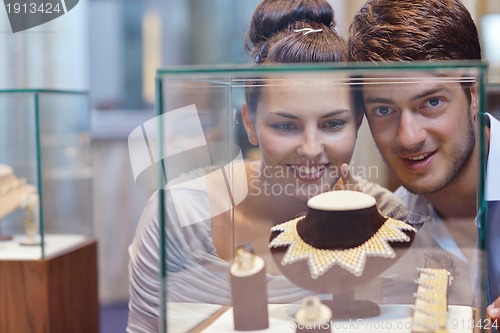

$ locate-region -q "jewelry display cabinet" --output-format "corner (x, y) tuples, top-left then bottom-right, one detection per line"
(146, 62), (490, 332)
(0, 89), (98, 333)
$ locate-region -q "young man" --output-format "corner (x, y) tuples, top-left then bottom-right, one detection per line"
(349, 0), (500, 322)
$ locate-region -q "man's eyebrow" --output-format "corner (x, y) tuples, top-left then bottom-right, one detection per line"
(364, 86), (450, 104)
(410, 87), (449, 102)
(363, 96), (393, 104)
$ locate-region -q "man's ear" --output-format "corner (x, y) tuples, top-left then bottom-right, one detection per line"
(241, 103), (259, 145)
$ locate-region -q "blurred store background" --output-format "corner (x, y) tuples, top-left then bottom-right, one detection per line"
(1, 1), (500, 332)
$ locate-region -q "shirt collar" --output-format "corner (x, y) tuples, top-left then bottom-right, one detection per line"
(486, 113), (500, 201)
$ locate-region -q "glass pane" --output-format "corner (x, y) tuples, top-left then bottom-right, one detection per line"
(133, 62), (489, 332)
(0, 90), (92, 259)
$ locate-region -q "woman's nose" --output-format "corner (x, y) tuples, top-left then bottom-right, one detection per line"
(297, 129), (323, 158)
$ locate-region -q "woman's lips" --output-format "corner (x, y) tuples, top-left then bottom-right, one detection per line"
(288, 164), (327, 181)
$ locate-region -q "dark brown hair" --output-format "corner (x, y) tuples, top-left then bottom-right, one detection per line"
(245, 0), (348, 114)
(348, 0), (481, 62)
(348, 0), (481, 109)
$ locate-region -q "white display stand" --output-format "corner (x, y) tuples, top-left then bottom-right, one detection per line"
(179, 304), (474, 333)
(0, 234), (87, 260)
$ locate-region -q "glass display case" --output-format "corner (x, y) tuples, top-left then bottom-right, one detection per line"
(132, 62), (490, 332)
(0, 89), (97, 333)
(0, 89), (92, 259)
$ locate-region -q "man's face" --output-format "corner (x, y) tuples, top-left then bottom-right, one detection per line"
(362, 72), (477, 194)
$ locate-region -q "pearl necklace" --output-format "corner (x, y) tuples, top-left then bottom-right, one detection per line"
(269, 216), (416, 279)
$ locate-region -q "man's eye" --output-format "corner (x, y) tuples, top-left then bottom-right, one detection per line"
(374, 106), (392, 116)
(427, 97), (442, 107)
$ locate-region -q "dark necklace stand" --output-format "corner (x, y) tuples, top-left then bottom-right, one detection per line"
(269, 191), (416, 319)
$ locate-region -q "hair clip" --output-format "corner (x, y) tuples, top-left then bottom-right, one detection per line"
(293, 28), (323, 35)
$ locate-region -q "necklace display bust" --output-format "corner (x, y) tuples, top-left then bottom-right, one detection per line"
(0, 164), (37, 241)
(269, 190), (416, 318)
(0, 165), (36, 217)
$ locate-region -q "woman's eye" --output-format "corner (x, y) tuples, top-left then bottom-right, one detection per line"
(322, 120), (345, 129)
(270, 122), (298, 131)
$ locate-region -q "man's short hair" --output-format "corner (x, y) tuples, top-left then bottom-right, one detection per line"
(348, 0), (481, 62)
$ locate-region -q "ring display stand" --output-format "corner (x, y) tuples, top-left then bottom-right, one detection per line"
(295, 296), (332, 333)
(230, 244), (269, 331)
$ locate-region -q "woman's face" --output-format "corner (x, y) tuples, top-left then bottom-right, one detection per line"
(244, 78), (360, 202)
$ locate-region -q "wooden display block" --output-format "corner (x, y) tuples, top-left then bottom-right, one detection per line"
(0, 240), (99, 333)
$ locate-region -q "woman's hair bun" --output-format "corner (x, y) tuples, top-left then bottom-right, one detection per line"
(247, 0), (336, 52)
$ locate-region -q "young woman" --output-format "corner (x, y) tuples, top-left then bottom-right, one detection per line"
(127, 1), (406, 331)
